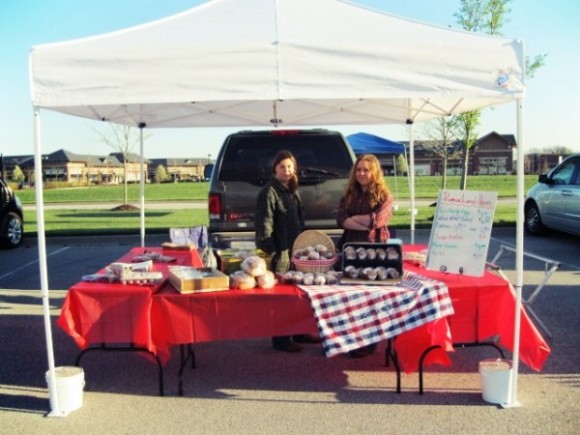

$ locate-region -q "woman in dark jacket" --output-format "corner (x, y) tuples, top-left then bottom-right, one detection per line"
(255, 150), (305, 352)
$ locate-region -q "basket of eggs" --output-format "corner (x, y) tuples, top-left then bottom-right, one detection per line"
(291, 230), (338, 273)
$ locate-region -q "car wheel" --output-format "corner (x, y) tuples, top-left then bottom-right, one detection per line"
(1, 212), (23, 248)
(524, 202), (545, 236)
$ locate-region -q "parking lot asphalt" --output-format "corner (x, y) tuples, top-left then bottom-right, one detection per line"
(0, 228), (579, 434)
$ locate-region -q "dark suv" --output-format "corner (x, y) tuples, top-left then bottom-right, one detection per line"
(0, 177), (24, 248)
(208, 129), (356, 248)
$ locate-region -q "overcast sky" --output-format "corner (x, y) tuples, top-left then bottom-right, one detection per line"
(1, 0), (578, 159)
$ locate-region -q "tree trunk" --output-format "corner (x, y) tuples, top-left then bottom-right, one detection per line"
(123, 162), (129, 204)
(442, 158), (448, 190)
(460, 147), (469, 190)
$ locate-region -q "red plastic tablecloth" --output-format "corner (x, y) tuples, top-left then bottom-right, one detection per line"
(58, 244), (550, 373)
(58, 247), (202, 363)
(151, 283), (318, 347)
(400, 244), (551, 372)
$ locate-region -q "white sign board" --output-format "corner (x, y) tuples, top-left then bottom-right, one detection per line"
(426, 190), (498, 277)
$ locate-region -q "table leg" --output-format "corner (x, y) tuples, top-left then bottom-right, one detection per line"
(74, 343), (164, 396)
(384, 341), (401, 394)
(418, 342), (505, 395)
(418, 345), (442, 395)
(178, 344), (196, 396)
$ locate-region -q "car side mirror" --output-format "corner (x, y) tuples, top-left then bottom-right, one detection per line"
(538, 173), (549, 184)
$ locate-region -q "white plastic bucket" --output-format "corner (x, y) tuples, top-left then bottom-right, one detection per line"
(479, 358), (512, 404)
(46, 366), (85, 415)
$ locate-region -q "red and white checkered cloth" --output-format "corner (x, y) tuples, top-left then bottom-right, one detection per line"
(299, 271), (454, 357)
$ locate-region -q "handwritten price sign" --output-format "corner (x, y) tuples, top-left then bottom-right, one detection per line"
(425, 190), (497, 277)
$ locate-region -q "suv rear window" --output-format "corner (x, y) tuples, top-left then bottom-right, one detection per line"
(218, 132), (353, 182)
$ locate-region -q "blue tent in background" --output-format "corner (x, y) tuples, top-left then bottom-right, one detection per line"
(347, 132), (405, 155)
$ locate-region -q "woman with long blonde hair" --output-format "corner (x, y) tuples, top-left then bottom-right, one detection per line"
(337, 154), (393, 248)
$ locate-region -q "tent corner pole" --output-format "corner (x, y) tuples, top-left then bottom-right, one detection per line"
(34, 108), (65, 417)
(503, 97), (525, 408)
(139, 124), (146, 248)
(407, 115), (416, 245)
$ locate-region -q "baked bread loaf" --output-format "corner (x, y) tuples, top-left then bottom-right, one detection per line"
(256, 271), (276, 289)
(240, 256), (268, 277)
(230, 270), (256, 289)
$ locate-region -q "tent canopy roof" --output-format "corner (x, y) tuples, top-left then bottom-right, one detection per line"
(29, 0), (524, 129)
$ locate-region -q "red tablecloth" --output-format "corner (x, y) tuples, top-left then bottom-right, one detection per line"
(58, 247), (202, 363)
(151, 283), (318, 347)
(150, 278), (453, 372)
(400, 244), (551, 372)
(58, 244), (550, 374)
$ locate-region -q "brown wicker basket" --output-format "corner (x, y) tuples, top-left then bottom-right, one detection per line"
(292, 257), (337, 273)
(291, 230), (337, 273)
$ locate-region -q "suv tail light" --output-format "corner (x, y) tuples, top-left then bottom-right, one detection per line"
(208, 193), (222, 220)
(270, 130), (300, 135)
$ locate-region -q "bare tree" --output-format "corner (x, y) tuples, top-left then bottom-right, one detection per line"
(94, 124), (150, 207)
(544, 145), (574, 155)
(422, 118), (461, 189)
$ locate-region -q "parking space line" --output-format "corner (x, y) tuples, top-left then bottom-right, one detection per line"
(0, 246), (70, 281)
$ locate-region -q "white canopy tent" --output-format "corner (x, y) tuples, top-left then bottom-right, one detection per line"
(29, 0), (526, 414)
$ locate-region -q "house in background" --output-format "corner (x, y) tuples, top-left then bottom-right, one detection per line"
(148, 157), (208, 182)
(2, 131), (570, 184)
(524, 153), (566, 174)
(350, 131), (517, 176)
(471, 132), (516, 175)
(2, 149), (213, 185)
(398, 131), (517, 176)
(6, 149), (148, 185)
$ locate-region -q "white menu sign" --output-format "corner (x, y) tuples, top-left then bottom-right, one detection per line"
(426, 190), (498, 277)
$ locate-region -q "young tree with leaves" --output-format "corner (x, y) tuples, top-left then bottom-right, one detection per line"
(395, 154), (408, 176)
(453, 0), (546, 190)
(155, 164), (168, 183)
(12, 165), (25, 187)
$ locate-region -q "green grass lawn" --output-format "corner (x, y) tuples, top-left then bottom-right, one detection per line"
(20, 175), (527, 237)
(23, 205), (519, 237)
(24, 208), (209, 237)
(17, 181), (210, 203)
(17, 175), (538, 204)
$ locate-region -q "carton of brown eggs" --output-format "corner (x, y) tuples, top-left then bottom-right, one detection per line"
(340, 239), (403, 284)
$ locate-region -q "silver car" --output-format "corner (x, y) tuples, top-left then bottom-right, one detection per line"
(525, 153), (580, 236)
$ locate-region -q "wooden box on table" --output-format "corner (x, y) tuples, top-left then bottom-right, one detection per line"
(168, 266), (230, 293)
